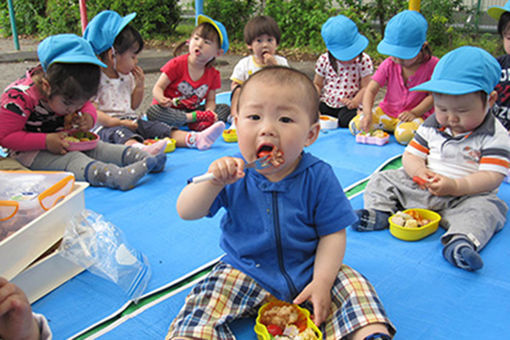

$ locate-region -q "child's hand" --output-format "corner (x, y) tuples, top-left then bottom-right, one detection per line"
(46, 132), (68, 154)
(398, 110), (418, 122)
(0, 277), (40, 340)
(293, 281), (331, 327)
(427, 173), (457, 196)
(340, 98), (357, 110)
(156, 95), (172, 107)
(64, 112), (93, 132)
(132, 65), (145, 89)
(121, 119), (138, 131)
(207, 157), (246, 186)
(261, 52), (277, 66)
(360, 114), (372, 132)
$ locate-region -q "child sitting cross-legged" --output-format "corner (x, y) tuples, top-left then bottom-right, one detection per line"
(84, 10), (222, 152)
(146, 15), (229, 144)
(169, 66), (395, 340)
(352, 47), (510, 272)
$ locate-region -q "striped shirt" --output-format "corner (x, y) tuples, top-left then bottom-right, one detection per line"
(406, 113), (510, 178)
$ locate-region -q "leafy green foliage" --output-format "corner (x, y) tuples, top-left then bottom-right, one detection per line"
(0, 0), (180, 38)
(204, 0), (258, 43)
(264, 0), (336, 50)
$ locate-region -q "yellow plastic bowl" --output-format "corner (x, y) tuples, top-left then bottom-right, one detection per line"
(163, 137), (176, 153)
(254, 300), (322, 340)
(223, 129), (238, 142)
(389, 208), (441, 241)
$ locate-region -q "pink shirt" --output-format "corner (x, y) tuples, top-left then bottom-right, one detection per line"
(373, 56), (439, 118)
(0, 67), (97, 152)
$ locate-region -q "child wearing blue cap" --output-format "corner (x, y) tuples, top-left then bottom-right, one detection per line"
(350, 10), (439, 145)
(352, 46), (510, 272)
(488, 1), (510, 131)
(315, 15), (373, 127)
(0, 34), (166, 190)
(169, 66), (395, 340)
(146, 15), (229, 144)
(229, 15), (289, 119)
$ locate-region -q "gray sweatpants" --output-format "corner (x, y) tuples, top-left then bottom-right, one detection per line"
(364, 169), (508, 250)
(30, 141), (129, 181)
(146, 103), (230, 127)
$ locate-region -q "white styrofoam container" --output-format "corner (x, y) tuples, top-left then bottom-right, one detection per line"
(0, 182), (88, 280)
(12, 247), (84, 303)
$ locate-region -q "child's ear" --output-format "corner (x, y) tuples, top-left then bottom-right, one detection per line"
(489, 90), (498, 107)
(40, 78), (51, 97)
(304, 121), (321, 147)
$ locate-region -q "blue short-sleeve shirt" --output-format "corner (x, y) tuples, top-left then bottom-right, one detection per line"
(208, 152), (357, 301)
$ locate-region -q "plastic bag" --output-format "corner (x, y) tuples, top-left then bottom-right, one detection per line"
(59, 209), (151, 302)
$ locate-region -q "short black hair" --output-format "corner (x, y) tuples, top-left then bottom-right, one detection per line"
(498, 12), (510, 37)
(244, 16), (281, 45)
(46, 63), (100, 101)
(99, 24), (144, 60)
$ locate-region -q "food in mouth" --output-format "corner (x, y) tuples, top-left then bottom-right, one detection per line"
(257, 144), (284, 167)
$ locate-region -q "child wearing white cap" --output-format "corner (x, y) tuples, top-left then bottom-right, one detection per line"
(352, 46), (510, 272)
(146, 15), (229, 146)
(350, 10), (439, 145)
(0, 34), (166, 190)
(315, 15), (373, 127)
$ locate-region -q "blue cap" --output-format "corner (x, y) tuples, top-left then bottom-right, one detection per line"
(197, 14), (229, 54)
(83, 10), (137, 54)
(411, 46), (501, 95)
(321, 15), (368, 61)
(37, 34), (107, 71)
(377, 10), (428, 59)
(488, 0), (510, 21)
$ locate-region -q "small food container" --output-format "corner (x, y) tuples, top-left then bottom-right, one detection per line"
(319, 115), (338, 130)
(163, 138), (176, 153)
(389, 208), (441, 241)
(65, 131), (99, 151)
(355, 130), (389, 146)
(222, 129), (238, 142)
(143, 137), (176, 153)
(254, 300), (322, 340)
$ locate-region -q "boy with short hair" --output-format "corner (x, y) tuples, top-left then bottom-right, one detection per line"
(169, 66), (394, 340)
(229, 15), (289, 119)
(352, 46), (510, 272)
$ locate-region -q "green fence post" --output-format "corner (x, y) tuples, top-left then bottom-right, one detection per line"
(7, 0), (20, 50)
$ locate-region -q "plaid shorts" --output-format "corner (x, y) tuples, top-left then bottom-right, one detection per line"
(167, 262), (395, 340)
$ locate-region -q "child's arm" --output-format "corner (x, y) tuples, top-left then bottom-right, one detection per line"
(152, 73), (172, 107)
(342, 74), (371, 109)
(427, 171), (505, 197)
(403, 151), (506, 196)
(361, 80), (380, 132)
(95, 109), (137, 130)
(293, 229), (346, 326)
(177, 156), (246, 220)
(398, 94), (434, 122)
(0, 277), (40, 340)
(131, 65), (145, 110)
(313, 74), (324, 95)
(204, 89), (218, 116)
